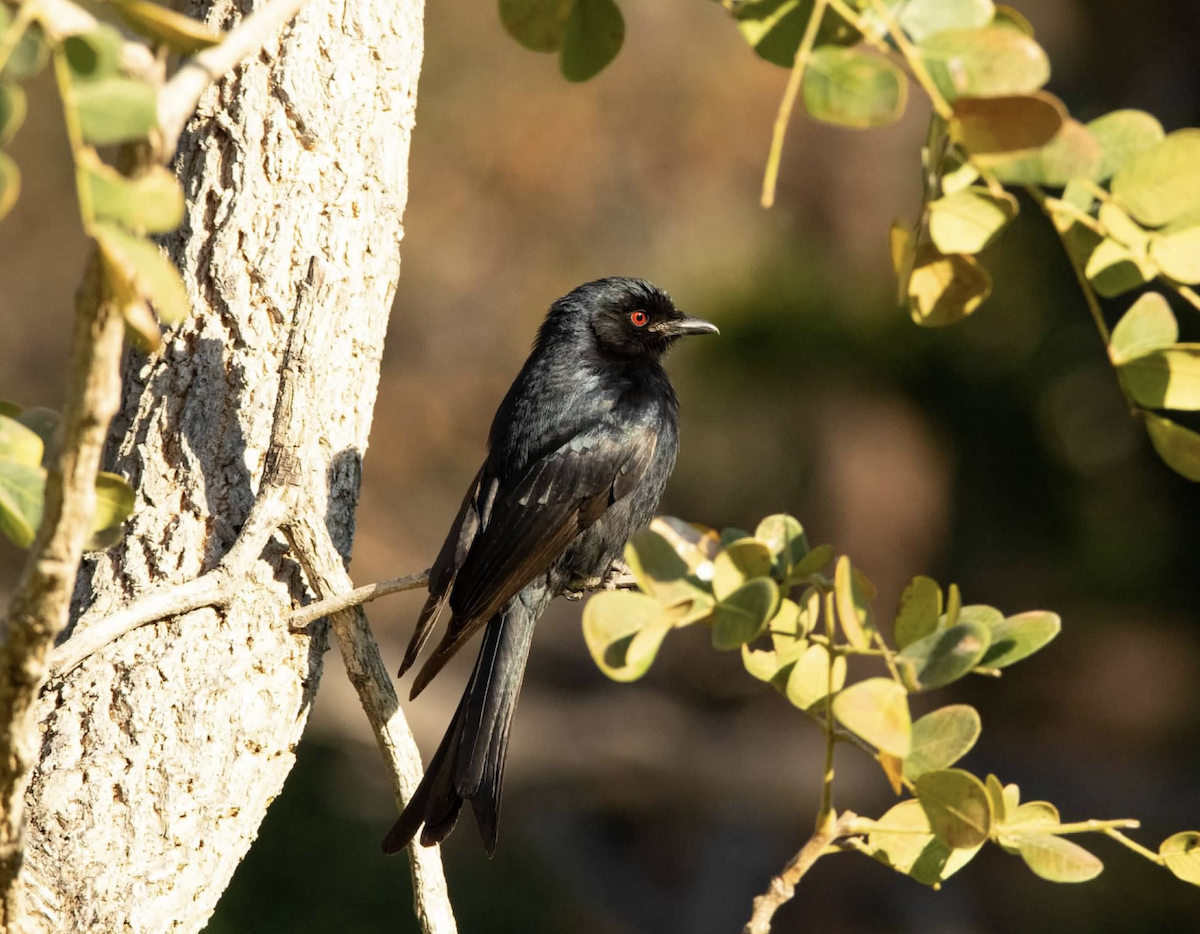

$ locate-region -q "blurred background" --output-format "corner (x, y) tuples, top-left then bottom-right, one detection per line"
(3, 0), (1200, 931)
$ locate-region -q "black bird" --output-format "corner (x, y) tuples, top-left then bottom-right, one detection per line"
(382, 277), (717, 857)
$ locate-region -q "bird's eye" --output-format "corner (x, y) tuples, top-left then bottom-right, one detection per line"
(629, 310), (649, 327)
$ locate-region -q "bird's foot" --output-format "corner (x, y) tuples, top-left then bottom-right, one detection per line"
(603, 559), (633, 590)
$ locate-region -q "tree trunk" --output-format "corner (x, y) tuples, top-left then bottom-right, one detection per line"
(19, 0), (427, 929)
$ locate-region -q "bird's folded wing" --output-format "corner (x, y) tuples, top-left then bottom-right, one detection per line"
(408, 422), (657, 697)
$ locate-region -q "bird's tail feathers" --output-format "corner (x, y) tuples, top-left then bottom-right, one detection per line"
(382, 589), (547, 857)
(398, 589), (449, 678)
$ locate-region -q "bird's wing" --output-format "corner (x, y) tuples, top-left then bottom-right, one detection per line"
(407, 420), (658, 697)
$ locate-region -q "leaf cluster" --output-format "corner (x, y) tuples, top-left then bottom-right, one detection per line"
(583, 512), (1200, 893)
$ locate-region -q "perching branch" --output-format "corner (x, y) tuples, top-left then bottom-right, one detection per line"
(0, 254), (125, 932)
(157, 0), (310, 153)
(742, 810), (859, 934)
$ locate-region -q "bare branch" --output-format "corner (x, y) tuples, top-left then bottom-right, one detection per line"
(0, 254), (126, 930)
(157, 0), (310, 152)
(743, 810), (859, 934)
(288, 571), (431, 631)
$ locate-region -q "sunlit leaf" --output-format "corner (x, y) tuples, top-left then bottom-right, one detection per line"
(890, 219), (916, 305)
(1, 22), (48, 80)
(803, 47), (906, 129)
(1160, 831), (1200, 887)
(498, 0), (572, 51)
(0, 413), (43, 467)
(63, 25), (123, 82)
(734, 0), (860, 69)
(986, 773), (1007, 824)
(906, 243), (992, 327)
(904, 704), (981, 781)
(74, 77), (158, 146)
(1111, 129), (1200, 228)
(919, 27), (1049, 101)
(899, 0), (993, 42)
(1121, 347), (1200, 411)
(0, 151), (19, 223)
(560, 0), (624, 82)
(755, 513), (808, 578)
(88, 470), (135, 549)
(834, 554), (873, 649)
(1084, 237), (1152, 299)
(991, 4), (1032, 36)
(1144, 413), (1200, 482)
(786, 642), (846, 709)
(93, 221), (190, 326)
(713, 538), (774, 600)
(978, 610), (1060, 668)
(867, 799), (983, 885)
(1099, 202), (1149, 251)
(743, 644), (782, 682)
(916, 768), (992, 848)
(990, 119), (1103, 186)
(85, 155), (185, 235)
(0, 458), (45, 548)
(894, 575), (941, 649)
(112, 0), (222, 54)
(769, 597), (808, 666)
(1017, 833), (1103, 883)
(712, 577), (779, 650)
(582, 590), (665, 681)
(833, 677), (911, 757)
(897, 620), (991, 691)
(0, 82), (26, 146)
(950, 93), (1064, 160)
(1151, 225), (1200, 284)
(790, 542), (833, 579)
(649, 516), (721, 575)
(1087, 109), (1165, 183)
(928, 186), (1018, 254)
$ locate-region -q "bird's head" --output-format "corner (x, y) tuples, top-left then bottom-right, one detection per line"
(541, 277), (719, 362)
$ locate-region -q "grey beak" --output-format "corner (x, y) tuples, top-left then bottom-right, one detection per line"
(667, 314), (720, 337)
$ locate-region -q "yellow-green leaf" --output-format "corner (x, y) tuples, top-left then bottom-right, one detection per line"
(978, 610), (1060, 668)
(950, 93), (1065, 160)
(1087, 109), (1165, 183)
(1144, 413), (1200, 482)
(1112, 129), (1200, 228)
(1121, 347), (1200, 410)
(63, 25), (123, 82)
(867, 799), (983, 885)
(734, 0), (860, 70)
(1109, 292), (1177, 365)
(712, 577), (779, 650)
(786, 643), (846, 709)
(803, 47), (907, 129)
(88, 470), (135, 549)
(833, 677), (911, 757)
(928, 187), (1018, 254)
(560, 0), (624, 82)
(894, 575), (941, 649)
(0, 151), (19, 223)
(0, 413), (44, 467)
(0, 459), (45, 548)
(1151, 225), (1200, 284)
(713, 538), (773, 600)
(899, 0), (993, 42)
(1160, 831), (1200, 886)
(498, 0), (572, 51)
(1017, 833), (1103, 883)
(907, 244), (992, 327)
(85, 154), (185, 235)
(582, 590), (665, 681)
(834, 554), (873, 649)
(112, 0), (222, 54)
(916, 768), (993, 848)
(920, 27), (1049, 101)
(93, 221), (191, 326)
(904, 704), (981, 781)
(897, 620), (991, 692)
(0, 82), (26, 146)
(73, 77), (158, 146)
(990, 118), (1103, 186)
(1084, 237), (1152, 298)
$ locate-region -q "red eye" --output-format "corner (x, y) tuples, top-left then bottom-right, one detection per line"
(630, 310), (648, 327)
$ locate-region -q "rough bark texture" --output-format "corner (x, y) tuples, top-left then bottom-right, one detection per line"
(19, 0), (426, 930)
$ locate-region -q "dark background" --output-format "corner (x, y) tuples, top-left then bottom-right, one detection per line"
(3, 1), (1199, 931)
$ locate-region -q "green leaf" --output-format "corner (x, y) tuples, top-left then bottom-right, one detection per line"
(734, 0), (860, 69)
(803, 47), (907, 129)
(712, 577), (779, 650)
(1017, 833), (1103, 883)
(648, 516), (721, 574)
(2, 22), (48, 81)
(928, 187), (1018, 254)
(625, 528), (693, 593)
(990, 118), (1103, 186)
(986, 773), (1007, 824)
(867, 799), (983, 885)
(0, 400), (20, 418)
(1005, 800), (1060, 830)
(713, 539), (774, 600)
(743, 645), (783, 682)
(63, 25), (124, 83)
(719, 527), (751, 548)
(786, 643), (846, 709)
(88, 471), (135, 549)
(16, 407), (59, 466)
(1160, 831), (1200, 887)
(833, 677), (911, 757)
(1112, 130), (1200, 228)
(897, 620), (991, 691)
(0, 413), (44, 467)
(755, 513), (808, 578)
(85, 156), (185, 235)
(915, 768), (993, 848)
(498, 0), (572, 51)
(0, 82), (26, 146)
(790, 542), (833, 579)
(903, 704), (981, 781)
(950, 93), (1065, 160)
(93, 221), (190, 326)
(1109, 292), (1177, 365)
(1144, 413), (1200, 482)
(1084, 237), (1152, 298)
(0, 458), (45, 548)
(894, 575), (941, 649)
(956, 604), (1002, 629)
(1087, 110), (1165, 183)
(991, 4), (1032, 35)
(1098, 202), (1149, 250)
(899, 0), (994, 42)
(834, 555), (873, 649)
(769, 598), (808, 665)
(979, 610), (1060, 668)
(112, 0), (222, 54)
(1120, 347), (1200, 410)
(943, 582), (962, 628)
(0, 151), (19, 223)
(560, 0), (624, 82)
(74, 78), (159, 146)
(906, 243), (992, 327)
(919, 27), (1050, 101)
(1151, 225), (1200, 284)
(582, 590), (666, 681)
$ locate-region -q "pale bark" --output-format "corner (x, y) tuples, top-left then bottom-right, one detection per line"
(14, 0), (444, 930)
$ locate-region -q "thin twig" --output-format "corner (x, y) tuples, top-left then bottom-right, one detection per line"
(288, 572), (431, 630)
(761, 0), (827, 209)
(1103, 827), (1164, 864)
(742, 810), (858, 934)
(818, 590), (837, 825)
(157, 0), (310, 153)
(0, 253), (126, 930)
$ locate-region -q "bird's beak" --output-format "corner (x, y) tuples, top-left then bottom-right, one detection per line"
(665, 314), (720, 337)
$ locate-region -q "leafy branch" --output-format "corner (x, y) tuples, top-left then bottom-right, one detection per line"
(580, 514), (1200, 932)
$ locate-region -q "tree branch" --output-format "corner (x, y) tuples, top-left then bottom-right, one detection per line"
(742, 810), (858, 934)
(0, 253), (126, 932)
(157, 0), (310, 153)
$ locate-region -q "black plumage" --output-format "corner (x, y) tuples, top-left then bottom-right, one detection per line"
(382, 277), (717, 857)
